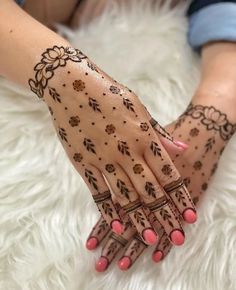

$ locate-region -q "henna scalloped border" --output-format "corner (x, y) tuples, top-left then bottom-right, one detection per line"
(28, 45), (87, 99)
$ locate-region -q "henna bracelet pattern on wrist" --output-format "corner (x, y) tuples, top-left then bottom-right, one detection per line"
(28, 46), (87, 99)
(176, 103), (236, 141)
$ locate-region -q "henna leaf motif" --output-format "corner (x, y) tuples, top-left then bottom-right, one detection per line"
(205, 137), (215, 153)
(175, 190), (187, 207)
(88, 97), (101, 112)
(85, 169), (98, 191)
(102, 202), (113, 218)
(145, 182), (156, 198)
(123, 98), (135, 112)
(97, 220), (107, 235)
(162, 237), (170, 251)
(160, 208), (173, 228)
(83, 138), (96, 154)
(58, 128), (68, 142)
(118, 140), (130, 156)
(130, 241), (141, 256)
(117, 179), (130, 200)
(49, 87), (61, 103)
(150, 141), (162, 158)
(107, 241), (118, 256)
(133, 211), (146, 227)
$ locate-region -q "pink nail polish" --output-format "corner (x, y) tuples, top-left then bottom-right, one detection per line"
(111, 220), (124, 235)
(118, 256), (131, 271)
(183, 209), (197, 224)
(86, 237), (98, 250)
(170, 230), (185, 246)
(152, 250), (163, 263)
(173, 140), (188, 150)
(95, 257), (108, 272)
(143, 229), (158, 245)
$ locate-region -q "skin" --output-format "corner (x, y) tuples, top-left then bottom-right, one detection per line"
(0, 0), (196, 249)
(86, 41), (236, 272)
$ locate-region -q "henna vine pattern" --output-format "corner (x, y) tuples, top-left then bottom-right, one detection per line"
(133, 211), (146, 227)
(117, 179), (130, 200)
(102, 202), (114, 218)
(85, 169), (98, 191)
(145, 182), (157, 198)
(123, 98), (135, 113)
(88, 97), (101, 113)
(83, 138), (96, 154)
(48, 87), (61, 103)
(205, 137), (215, 153)
(117, 140), (131, 156)
(130, 241), (141, 257)
(58, 128), (68, 142)
(87, 61), (99, 73)
(29, 46), (87, 98)
(107, 241), (118, 256)
(160, 208), (174, 228)
(150, 141), (162, 158)
(97, 219), (108, 235)
(179, 103), (236, 141)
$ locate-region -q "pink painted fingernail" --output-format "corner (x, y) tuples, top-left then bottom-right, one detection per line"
(111, 220), (124, 235)
(143, 229), (158, 245)
(95, 257), (108, 272)
(173, 140), (188, 150)
(152, 250), (163, 263)
(118, 256), (131, 271)
(170, 230), (185, 246)
(183, 209), (197, 224)
(86, 237), (98, 250)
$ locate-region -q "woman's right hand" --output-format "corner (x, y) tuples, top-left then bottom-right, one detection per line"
(29, 45), (197, 246)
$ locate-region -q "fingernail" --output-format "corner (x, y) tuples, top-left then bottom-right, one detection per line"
(95, 257), (108, 272)
(118, 256), (131, 271)
(183, 208), (197, 224)
(152, 250), (163, 263)
(86, 237), (98, 250)
(173, 140), (188, 150)
(111, 220), (124, 234)
(170, 230), (185, 246)
(143, 229), (158, 245)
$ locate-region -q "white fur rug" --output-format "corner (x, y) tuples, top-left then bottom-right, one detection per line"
(1, 1), (236, 290)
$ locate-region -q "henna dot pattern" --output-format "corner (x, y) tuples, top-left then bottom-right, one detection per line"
(109, 85), (120, 94)
(133, 164), (144, 174)
(140, 122), (149, 131)
(73, 79), (85, 92)
(69, 116), (80, 127)
(162, 164), (172, 176)
(105, 164), (115, 173)
(73, 153), (83, 162)
(105, 124), (116, 135)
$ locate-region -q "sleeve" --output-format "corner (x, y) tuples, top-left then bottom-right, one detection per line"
(187, 1), (236, 50)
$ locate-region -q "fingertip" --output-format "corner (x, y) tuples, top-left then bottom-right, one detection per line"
(143, 229), (158, 245)
(152, 250), (163, 263)
(170, 230), (185, 246)
(183, 208), (197, 224)
(118, 256), (131, 271)
(111, 220), (124, 235)
(95, 257), (108, 272)
(86, 237), (98, 250)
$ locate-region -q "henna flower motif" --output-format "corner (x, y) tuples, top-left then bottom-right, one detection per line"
(140, 122), (149, 131)
(73, 80), (85, 92)
(42, 46), (68, 69)
(189, 128), (199, 137)
(162, 164), (172, 176)
(69, 116), (80, 127)
(105, 124), (116, 134)
(73, 153), (83, 162)
(133, 164), (144, 174)
(105, 164), (115, 173)
(193, 161), (202, 170)
(109, 85), (120, 94)
(202, 107), (227, 130)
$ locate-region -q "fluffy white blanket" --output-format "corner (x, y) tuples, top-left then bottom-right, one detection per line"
(1, 1), (236, 289)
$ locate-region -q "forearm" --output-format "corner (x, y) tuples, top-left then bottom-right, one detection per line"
(192, 42), (236, 124)
(0, 0), (70, 87)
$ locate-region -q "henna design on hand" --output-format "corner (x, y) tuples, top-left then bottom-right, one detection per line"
(73, 80), (85, 92)
(110, 85), (120, 94)
(189, 127), (199, 137)
(149, 117), (173, 142)
(69, 116), (80, 127)
(29, 46), (87, 98)
(123, 98), (135, 113)
(140, 122), (149, 131)
(49, 87), (61, 103)
(145, 182), (157, 198)
(205, 137), (215, 153)
(133, 164), (144, 174)
(117, 179), (130, 200)
(83, 138), (96, 154)
(133, 211), (146, 227)
(88, 97), (102, 113)
(105, 124), (116, 135)
(58, 127), (68, 142)
(117, 140), (131, 156)
(150, 141), (162, 158)
(85, 169), (98, 191)
(73, 153), (83, 162)
(109, 232), (128, 248)
(87, 61), (99, 73)
(162, 164), (172, 176)
(105, 164), (115, 173)
(160, 208), (174, 228)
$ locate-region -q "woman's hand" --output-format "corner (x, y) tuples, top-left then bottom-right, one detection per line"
(86, 99), (236, 272)
(29, 45), (197, 246)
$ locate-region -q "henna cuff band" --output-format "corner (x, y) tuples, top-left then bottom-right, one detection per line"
(145, 196), (169, 212)
(93, 190), (111, 203)
(163, 178), (183, 193)
(110, 232), (128, 247)
(122, 199), (142, 214)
